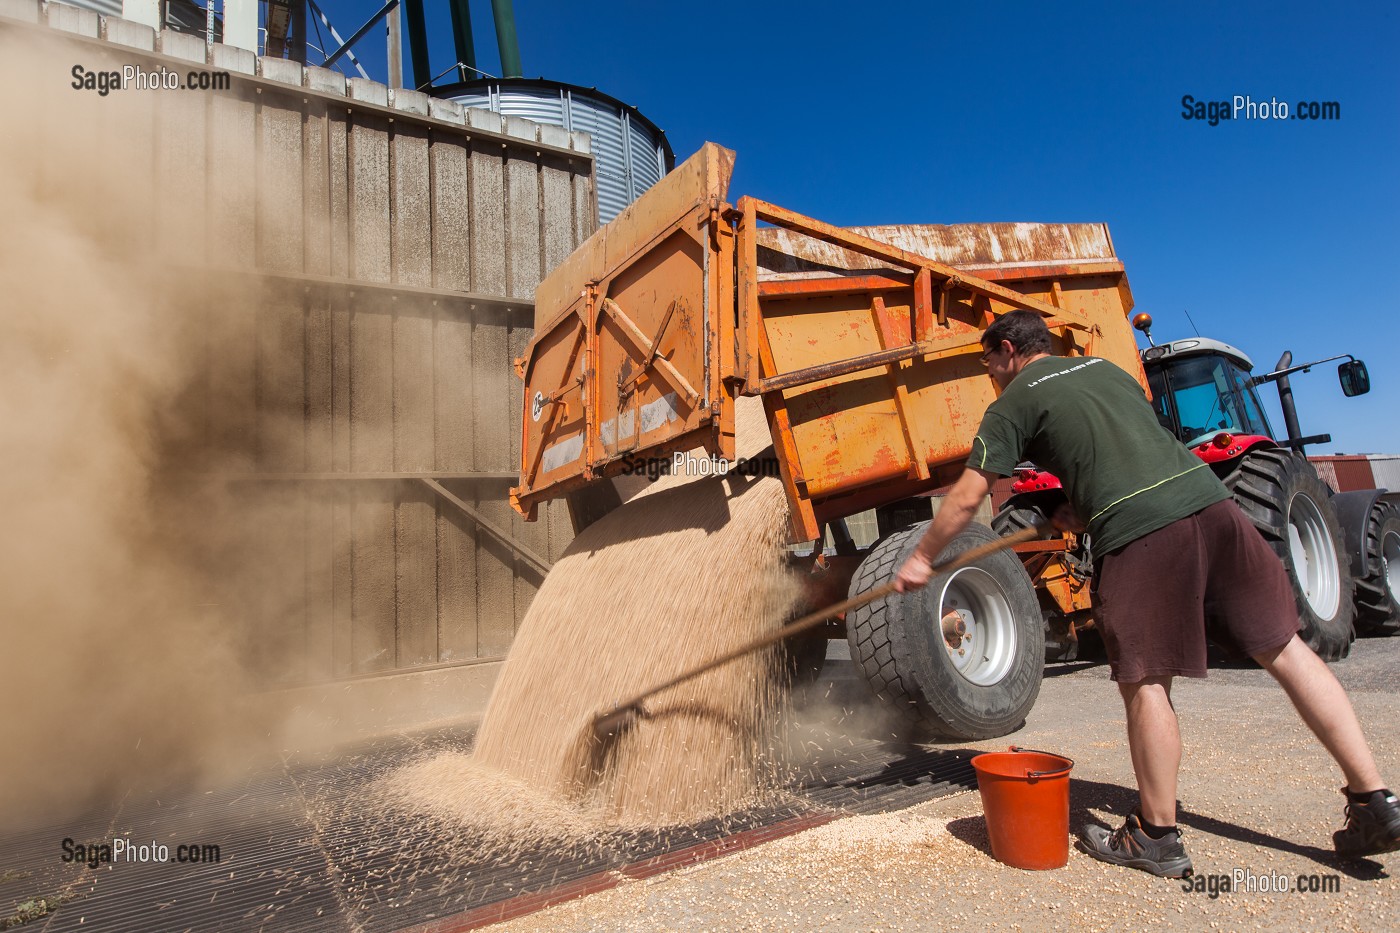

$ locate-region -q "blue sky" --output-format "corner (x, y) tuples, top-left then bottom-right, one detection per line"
(317, 0), (1398, 454)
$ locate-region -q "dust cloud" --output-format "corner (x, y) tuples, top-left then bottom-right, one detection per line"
(0, 30), (311, 820)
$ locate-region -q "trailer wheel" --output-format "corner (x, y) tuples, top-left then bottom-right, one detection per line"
(1355, 501), (1400, 636)
(1224, 450), (1356, 660)
(990, 499), (1103, 663)
(846, 521), (1044, 740)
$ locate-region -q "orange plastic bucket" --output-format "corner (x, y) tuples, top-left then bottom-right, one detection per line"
(971, 746), (1074, 870)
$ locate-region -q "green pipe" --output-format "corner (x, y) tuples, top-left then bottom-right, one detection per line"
(403, 0), (431, 89)
(447, 0), (477, 82)
(490, 0), (522, 78)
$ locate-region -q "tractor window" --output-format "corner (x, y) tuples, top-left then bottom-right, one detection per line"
(1160, 355), (1249, 444)
(1146, 367), (1174, 433)
(1227, 364), (1273, 438)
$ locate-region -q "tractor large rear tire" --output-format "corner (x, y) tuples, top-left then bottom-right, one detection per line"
(846, 521), (1044, 740)
(1354, 501), (1400, 636)
(1224, 450), (1356, 660)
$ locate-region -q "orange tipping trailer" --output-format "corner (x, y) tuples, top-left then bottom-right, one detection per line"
(511, 142), (1144, 544)
(510, 142), (1145, 740)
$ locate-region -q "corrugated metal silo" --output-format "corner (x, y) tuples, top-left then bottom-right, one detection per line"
(440, 78), (673, 222)
(49, 0), (122, 18)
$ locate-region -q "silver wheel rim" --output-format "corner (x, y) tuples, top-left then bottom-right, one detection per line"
(1287, 493), (1342, 619)
(1383, 530), (1400, 604)
(936, 566), (1017, 686)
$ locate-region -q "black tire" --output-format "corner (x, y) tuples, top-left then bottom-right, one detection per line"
(989, 498), (1059, 541)
(1224, 449), (1356, 660)
(846, 521), (1045, 740)
(1355, 501), (1400, 636)
(990, 499), (1100, 662)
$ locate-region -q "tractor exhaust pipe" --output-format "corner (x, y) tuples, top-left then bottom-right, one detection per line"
(1273, 351), (1308, 453)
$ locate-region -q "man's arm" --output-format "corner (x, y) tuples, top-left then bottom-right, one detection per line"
(894, 466), (997, 592)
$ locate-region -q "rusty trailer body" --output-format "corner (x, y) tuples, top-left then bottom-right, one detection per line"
(512, 142), (1144, 545)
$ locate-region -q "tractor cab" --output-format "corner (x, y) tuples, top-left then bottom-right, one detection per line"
(1139, 336), (1275, 453)
(1131, 313), (1369, 461)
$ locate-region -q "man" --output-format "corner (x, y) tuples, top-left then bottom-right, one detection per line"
(894, 309), (1399, 877)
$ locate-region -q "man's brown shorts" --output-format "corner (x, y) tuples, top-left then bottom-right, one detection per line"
(1092, 499), (1301, 683)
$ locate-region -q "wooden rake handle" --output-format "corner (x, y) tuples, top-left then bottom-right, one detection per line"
(595, 522), (1050, 722)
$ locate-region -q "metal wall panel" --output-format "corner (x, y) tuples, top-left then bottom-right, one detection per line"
(1332, 458), (1378, 493)
(1368, 456), (1400, 492)
(1311, 455), (1377, 493)
(205, 281), (570, 680)
(6, 10), (597, 685)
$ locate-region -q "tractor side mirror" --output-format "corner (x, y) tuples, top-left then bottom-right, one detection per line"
(1339, 359), (1370, 397)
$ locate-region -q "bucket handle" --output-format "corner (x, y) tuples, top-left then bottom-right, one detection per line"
(1008, 745), (1075, 779)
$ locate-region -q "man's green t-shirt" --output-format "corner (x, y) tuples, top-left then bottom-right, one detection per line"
(970, 355), (1229, 554)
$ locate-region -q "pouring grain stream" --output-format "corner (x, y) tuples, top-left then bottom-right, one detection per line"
(474, 457), (798, 820)
(384, 399), (804, 834)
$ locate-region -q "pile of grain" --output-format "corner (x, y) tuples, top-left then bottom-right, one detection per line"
(378, 750), (605, 848)
(382, 399), (801, 839)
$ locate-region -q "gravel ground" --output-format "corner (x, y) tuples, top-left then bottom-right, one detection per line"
(491, 635), (1400, 932)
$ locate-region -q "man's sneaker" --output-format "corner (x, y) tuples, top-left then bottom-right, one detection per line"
(1334, 787), (1400, 858)
(1080, 810), (1194, 878)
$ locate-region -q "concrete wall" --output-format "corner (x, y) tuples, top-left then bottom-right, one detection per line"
(2, 1), (597, 688)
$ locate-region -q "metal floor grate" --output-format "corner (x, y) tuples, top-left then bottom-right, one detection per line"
(2, 726), (976, 932)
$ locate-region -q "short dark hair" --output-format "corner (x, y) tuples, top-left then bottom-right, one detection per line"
(982, 309), (1053, 356)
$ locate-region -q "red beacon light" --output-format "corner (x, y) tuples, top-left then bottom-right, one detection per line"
(1213, 432), (1234, 449)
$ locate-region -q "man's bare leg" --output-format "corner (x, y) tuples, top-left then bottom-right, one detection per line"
(1119, 676), (1180, 826)
(1082, 676), (1194, 876)
(1254, 634), (1383, 793)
